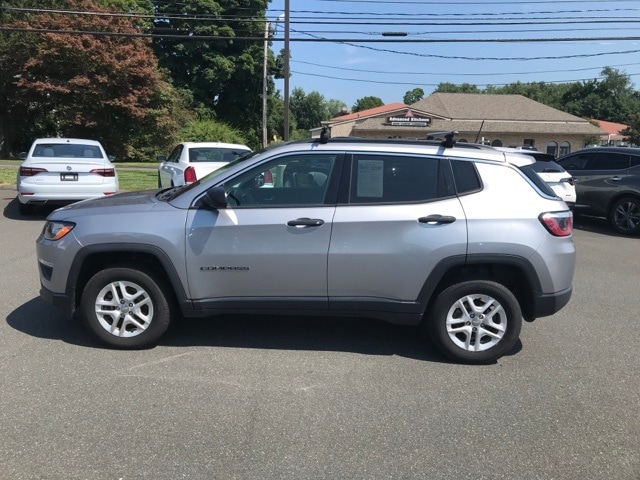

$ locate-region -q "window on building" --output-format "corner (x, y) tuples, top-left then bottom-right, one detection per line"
(523, 139), (535, 148)
(559, 141), (571, 156)
(491, 139), (503, 147)
(546, 141), (558, 157)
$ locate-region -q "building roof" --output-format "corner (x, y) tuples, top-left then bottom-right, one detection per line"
(411, 93), (590, 123)
(326, 102), (407, 123)
(593, 119), (628, 139)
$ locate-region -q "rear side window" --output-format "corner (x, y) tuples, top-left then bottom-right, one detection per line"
(587, 153), (630, 170)
(349, 154), (447, 204)
(450, 160), (482, 194)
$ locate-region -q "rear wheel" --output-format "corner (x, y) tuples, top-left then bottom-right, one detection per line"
(425, 280), (522, 364)
(80, 265), (173, 349)
(608, 196), (640, 235)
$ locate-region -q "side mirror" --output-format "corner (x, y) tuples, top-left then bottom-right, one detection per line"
(18, 152), (27, 160)
(108, 155), (116, 162)
(199, 186), (227, 210)
(157, 155), (167, 162)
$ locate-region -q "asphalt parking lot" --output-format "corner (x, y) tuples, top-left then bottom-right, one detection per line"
(0, 191), (638, 480)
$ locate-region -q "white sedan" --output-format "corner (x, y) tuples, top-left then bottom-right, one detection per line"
(16, 138), (119, 215)
(157, 142), (252, 188)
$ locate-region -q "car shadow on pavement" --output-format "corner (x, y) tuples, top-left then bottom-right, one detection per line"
(7, 297), (521, 364)
(2, 196), (57, 221)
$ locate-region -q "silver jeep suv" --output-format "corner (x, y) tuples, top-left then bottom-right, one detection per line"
(36, 135), (575, 363)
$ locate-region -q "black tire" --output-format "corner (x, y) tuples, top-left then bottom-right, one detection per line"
(18, 202), (34, 215)
(608, 196), (640, 235)
(80, 265), (173, 349)
(425, 280), (522, 364)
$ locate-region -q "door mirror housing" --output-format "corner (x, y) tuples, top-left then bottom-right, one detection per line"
(199, 186), (228, 210)
(157, 155), (167, 162)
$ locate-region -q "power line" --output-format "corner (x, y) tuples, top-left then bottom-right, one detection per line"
(291, 69), (637, 86)
(292, 59), (640, 77)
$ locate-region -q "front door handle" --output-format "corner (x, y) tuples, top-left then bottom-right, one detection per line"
(418, 214), (456, 224)
(287, 218), (325, 227)
(611, 176), (621, 181)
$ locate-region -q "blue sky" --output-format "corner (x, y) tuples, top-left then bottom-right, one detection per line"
(266, 0), (640, 109)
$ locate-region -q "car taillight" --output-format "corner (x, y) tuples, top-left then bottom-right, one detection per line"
(539, 211), (573, 237)
(19, 167), (47, 177)
(560, 177), (574, 186)
(90, 168), (115, 177)
(263, 170), (273, 184)
(184, 166), (197, 183)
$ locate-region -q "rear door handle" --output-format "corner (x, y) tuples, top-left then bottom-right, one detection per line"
(287, 218), (325, 227)
(418, 214), (456, 224)
(611, 176), (621, 181)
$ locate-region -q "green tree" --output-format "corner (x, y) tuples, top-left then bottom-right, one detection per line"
(403, 88), (424, 104)
(2, 0), (181, 160)
(290, 88), (326, 131)
(178, 119), (247, 144)
(152, 0), (270, 141)
(352, 96), (384, 113)
(434, 82), (481, 94)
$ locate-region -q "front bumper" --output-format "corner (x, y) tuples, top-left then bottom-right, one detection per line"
(39, 284), (75, 318)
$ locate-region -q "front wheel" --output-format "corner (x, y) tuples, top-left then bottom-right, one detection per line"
(608, 196), (640, 235)
(80, 266), (173, 349)
(425, 280), (522, 364)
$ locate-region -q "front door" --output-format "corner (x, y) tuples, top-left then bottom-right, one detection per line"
(184, 152), (342, 309)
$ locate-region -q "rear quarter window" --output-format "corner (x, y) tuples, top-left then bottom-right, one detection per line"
(519, 164), (557, 197)
(450, 160), (482, 194)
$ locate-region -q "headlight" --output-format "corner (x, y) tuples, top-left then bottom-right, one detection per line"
(42, 221), (76, 241)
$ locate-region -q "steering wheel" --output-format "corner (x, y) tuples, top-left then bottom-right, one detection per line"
(226, 188), (257, 206)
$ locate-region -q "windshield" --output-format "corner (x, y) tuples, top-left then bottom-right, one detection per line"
(156, 150), (262, 201)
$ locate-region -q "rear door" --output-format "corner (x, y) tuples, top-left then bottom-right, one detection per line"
(328, 153), (467, 313)
(570, 152), (630, 215)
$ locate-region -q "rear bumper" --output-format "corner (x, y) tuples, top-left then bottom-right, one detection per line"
(530, 285), (573, 320)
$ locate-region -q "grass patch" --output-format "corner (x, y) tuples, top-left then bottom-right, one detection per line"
(0, 165), (158, 191)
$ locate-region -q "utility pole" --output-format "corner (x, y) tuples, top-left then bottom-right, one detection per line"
(283, 0), (290, 141)
(262, 20), (269, 148)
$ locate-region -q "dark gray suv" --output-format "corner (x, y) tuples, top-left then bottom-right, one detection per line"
(36, 136), (576, 364)
(557, 147), (640, 235)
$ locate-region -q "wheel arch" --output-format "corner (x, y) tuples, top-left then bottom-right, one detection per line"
(418, 254), (542, 322)
(66, 243), (188, 316)
(606, 191), (640, 215)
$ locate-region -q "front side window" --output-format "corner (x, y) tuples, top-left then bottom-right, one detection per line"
(557, 152), (594, 170)
(223, 153), (339, 208)
(349, 154), (446, 204)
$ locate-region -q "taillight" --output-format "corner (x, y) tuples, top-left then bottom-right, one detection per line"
(263, 170), (273, 184)
(20, 167), (47, 177)
(184, 166), (197, 183)
(539, 211), (573, 237)
(90, 168), (115, 177)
